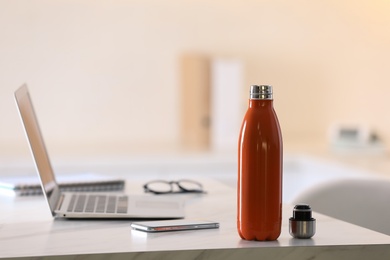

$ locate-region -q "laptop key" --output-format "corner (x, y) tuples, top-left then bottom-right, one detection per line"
(117, 196), (128, 213)
(74, 194), (87, 212)
(96, 195), (106, 213)
(106, 196), (117, 213)
(85, 195), (97, 213)
(67, 194), (77, 212)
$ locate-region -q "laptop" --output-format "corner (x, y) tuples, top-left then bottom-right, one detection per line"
(14, 84), (185, 219)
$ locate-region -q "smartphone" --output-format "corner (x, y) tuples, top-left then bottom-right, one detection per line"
(130, 219), (220, 233)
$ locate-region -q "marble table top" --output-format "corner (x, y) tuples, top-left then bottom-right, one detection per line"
(1, 176), (390, 260)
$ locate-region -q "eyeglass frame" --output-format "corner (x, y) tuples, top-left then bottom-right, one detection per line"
(143, 179), (206, 195)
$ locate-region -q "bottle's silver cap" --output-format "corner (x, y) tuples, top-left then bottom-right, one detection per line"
(289, 204), (316, 239)
(250, 85), (273, 100)
(289, 219), (316, 239)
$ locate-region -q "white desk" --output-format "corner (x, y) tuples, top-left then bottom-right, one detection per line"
(1, 175), (390, 259)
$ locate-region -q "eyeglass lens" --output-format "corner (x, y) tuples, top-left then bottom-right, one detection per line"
(146, 181), (173, 193)
(145, 180), (203, 194)
(177, 180), (203, 192)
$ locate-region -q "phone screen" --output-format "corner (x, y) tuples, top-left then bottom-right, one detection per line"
(131, 219), (220, 232)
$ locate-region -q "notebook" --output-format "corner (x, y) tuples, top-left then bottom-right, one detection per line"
(14, 84), (185, 219)
(0, 173), (125, 196)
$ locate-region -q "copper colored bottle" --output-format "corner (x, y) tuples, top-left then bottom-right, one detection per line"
(237, 85), (283, 241)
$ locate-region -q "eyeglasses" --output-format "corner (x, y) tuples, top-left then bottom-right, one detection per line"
(143, 179), (205, 195)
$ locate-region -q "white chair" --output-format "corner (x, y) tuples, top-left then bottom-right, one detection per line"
(291, 178), (390, 235)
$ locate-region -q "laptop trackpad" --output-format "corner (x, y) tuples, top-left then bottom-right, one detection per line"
(129, 196), (185, 217)
(135, 200), (181, 209)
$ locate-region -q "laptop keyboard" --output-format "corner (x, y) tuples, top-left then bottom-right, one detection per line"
(67, 194), (128, 214)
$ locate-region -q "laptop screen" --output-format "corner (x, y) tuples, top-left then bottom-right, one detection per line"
(14, 85), (61, 216)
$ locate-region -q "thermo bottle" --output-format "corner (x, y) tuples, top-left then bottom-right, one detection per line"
(237, 85), (283, 241)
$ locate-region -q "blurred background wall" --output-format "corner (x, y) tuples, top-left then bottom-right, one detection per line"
(1, 0), (390, 158)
